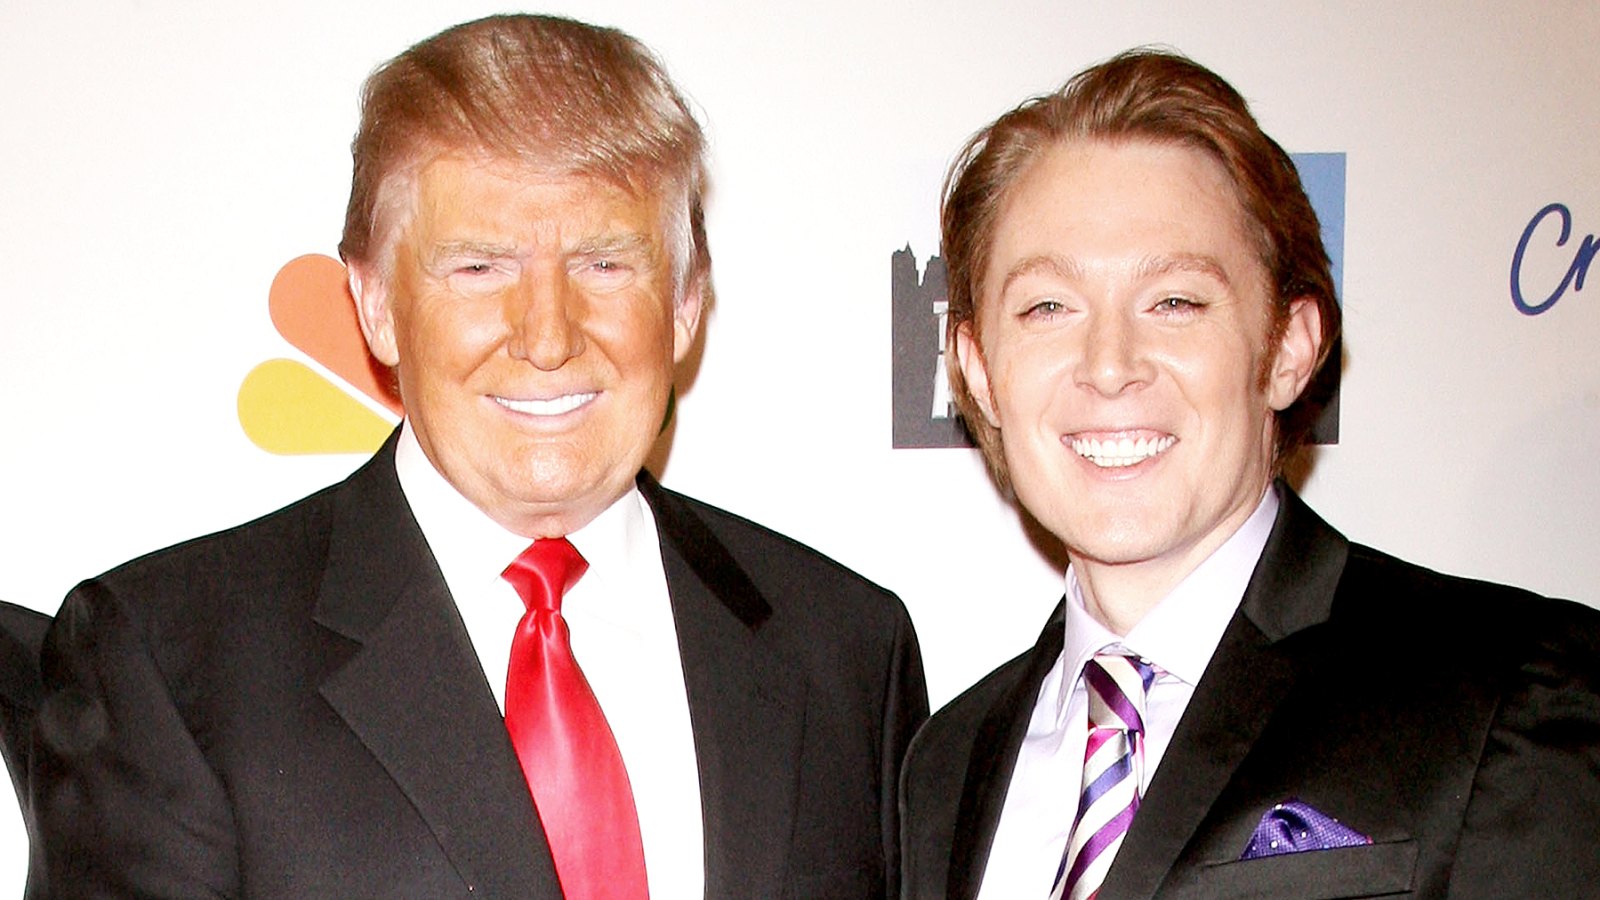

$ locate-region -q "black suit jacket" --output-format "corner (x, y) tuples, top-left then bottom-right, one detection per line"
(34, 436), (927, 898)
(902, 483), (1600, 899)
(1, 601), (49, 802)
(1, 600), (49, 899)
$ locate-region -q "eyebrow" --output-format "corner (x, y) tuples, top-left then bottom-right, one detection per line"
(996, 251), (1232, 294)
(571, 231), (654, 258)
(997, 254), (1083, 295)
(1132, 253), (1232, 287)
(428, 241), (519, 264)
(425, 231), (656, 266)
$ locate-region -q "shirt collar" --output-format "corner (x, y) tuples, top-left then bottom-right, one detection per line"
(1057, 487), (1280, 715)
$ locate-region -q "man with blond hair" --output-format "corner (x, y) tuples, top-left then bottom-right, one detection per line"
(36, 15), (925, 898)
(901, 49), (1600, 899)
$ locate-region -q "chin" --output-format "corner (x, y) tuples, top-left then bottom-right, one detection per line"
(515, 461), (636, 506)
(506, 472), (602, 506)
(1078, 540), (1169, 569)
(1057, 513), (1174, 564)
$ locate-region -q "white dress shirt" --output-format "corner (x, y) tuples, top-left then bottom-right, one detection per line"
(394, 424), (705, 899)
(976, 488), (1280, 899)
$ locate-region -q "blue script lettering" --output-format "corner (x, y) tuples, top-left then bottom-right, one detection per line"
(1510, 202), (1599, 315)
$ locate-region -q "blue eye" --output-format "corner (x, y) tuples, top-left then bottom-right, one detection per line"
(1023, 300), (1064, 318)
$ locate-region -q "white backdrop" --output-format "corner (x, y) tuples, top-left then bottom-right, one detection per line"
(3, 0), (1598, 890)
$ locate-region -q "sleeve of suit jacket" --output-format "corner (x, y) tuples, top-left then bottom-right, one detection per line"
(1444, 593), (1600, 897)
(879, 603), (928, 896)
(34, 577), (241, 898)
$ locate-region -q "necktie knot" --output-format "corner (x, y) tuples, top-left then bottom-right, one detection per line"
(1084, 652), (1156, 736)
(502, 537), (589, 613)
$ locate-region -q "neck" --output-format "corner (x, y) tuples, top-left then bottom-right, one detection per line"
(1070, 485), (1273, 636)
(1071, 560), (1182, 636)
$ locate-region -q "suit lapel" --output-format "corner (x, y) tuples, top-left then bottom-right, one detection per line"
(1100, 483), (1349, 899)
(948, 601), (1067, 900)
(313, 436), (560, 896)
(640, 475), (809, 899)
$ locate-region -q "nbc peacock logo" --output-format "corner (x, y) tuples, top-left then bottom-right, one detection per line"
(237, 255), (402, 454)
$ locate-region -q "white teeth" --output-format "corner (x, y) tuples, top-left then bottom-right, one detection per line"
(494, 393), (597, 416)
(1070, 434), (1175, 468)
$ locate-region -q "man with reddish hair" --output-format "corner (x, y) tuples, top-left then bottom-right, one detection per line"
(35, 15), (925, 898)
(901, 49), (1600, 898)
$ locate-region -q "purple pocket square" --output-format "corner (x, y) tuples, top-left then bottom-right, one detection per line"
(1239, 799), (1373, 860)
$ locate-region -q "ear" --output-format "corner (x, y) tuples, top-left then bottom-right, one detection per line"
(1266, 297), (1323, 411)
(953, 320), (1001, 428)
(349, 263), (400, 368)
(671, 272), (707, 365)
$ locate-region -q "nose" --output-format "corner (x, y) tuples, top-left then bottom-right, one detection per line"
(1074, 309), (1154, 397)
(507, 268), (584, 370)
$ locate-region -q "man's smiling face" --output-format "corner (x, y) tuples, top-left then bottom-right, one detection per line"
(956, 138), (1315, 591)
(355, 152), (700, 537)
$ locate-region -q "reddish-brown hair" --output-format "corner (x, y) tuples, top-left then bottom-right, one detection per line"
(942, 48), (1341, 487)
(339, 14), (710, 299)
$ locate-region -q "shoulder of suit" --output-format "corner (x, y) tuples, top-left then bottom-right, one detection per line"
(908, 644), (1037, 765)
(89, 477), (344, 591)
(1337, 541), (1600, 676)
(643, 477), (902, 605)
(64, 458), (374, 655)
(91, 438), (406, 594)
(53, 449), (411, 684)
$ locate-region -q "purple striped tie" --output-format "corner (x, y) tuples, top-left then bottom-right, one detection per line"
(1050, 653), (1156, 900)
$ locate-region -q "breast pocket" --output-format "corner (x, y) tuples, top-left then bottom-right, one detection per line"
(1177, 839), (1417, 899)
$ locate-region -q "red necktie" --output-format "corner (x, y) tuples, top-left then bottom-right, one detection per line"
(502, 538), (649, 899)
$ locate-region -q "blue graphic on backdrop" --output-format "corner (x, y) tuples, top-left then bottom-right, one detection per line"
(892, 152), (1347, 449)
(1511, 202), (1598, 315)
